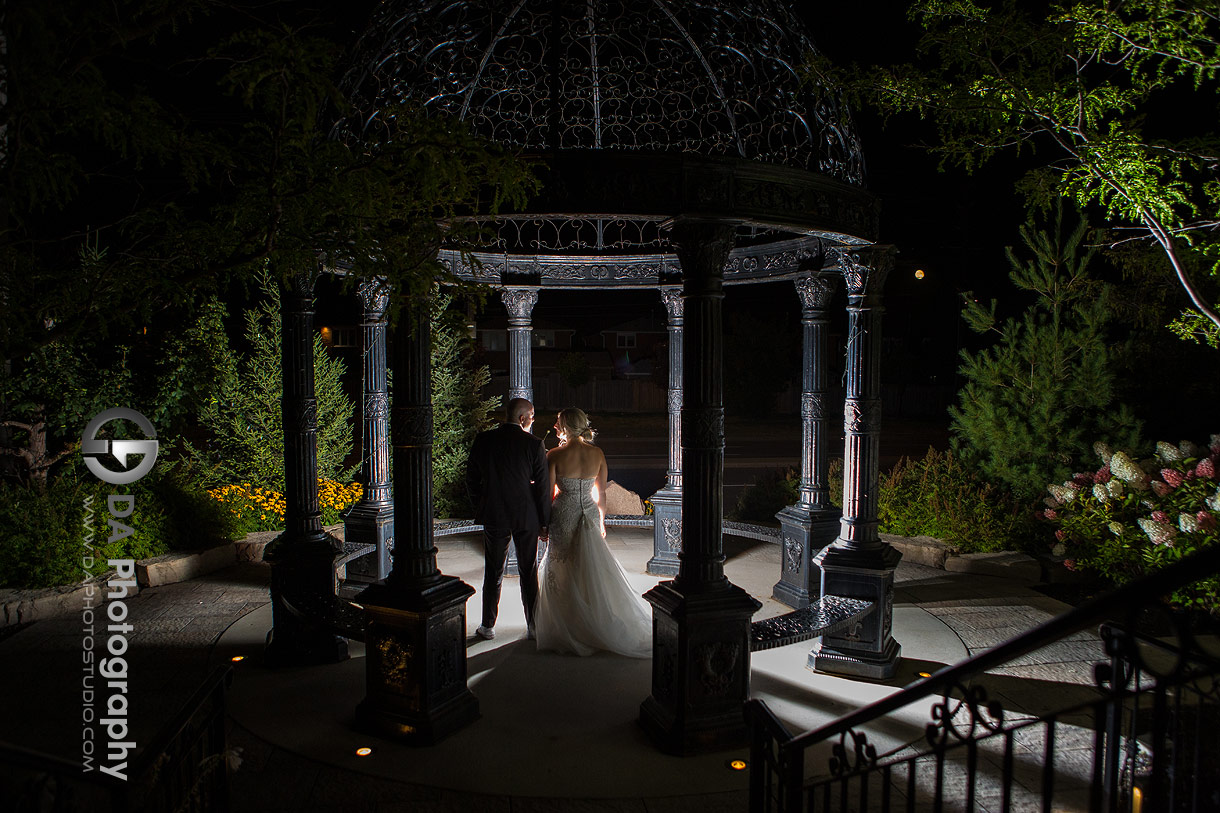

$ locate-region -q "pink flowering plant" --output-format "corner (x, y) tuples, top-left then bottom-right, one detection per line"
(1039, 434), (1220, 614)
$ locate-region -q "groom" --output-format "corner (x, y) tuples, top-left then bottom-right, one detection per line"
(465, 397), (550, 640)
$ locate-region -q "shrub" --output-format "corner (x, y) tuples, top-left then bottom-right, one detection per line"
(730, 468), (799, 522)
(208, 478), (362, 535)
(1043, 434), (1220, 614)
(0, 463), (235, 589)
(431, 295), (498, 518)
(950, 205), (1141, 502)
(877, 447), (1030, 553)
(193, 271), (354, 490)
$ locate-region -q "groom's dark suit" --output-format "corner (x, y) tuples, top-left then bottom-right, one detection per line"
(466, 423), (550, 630)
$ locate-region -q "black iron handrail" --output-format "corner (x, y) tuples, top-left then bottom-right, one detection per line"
(748, 542), (1220, 812)
(0, 665), (234, 813)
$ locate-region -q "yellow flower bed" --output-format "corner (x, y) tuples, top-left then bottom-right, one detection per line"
(208, 479), (364, 532)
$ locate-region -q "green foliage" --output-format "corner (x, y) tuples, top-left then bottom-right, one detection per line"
(193, 273), (354, 490)
(0, 244), (136, 485)
(0, 477), (103, 589)
(821, 0), (1220, 344)
(949, 206), (1142, 501)
(557, 352), (592, 389)
(877, 448), (1032, 553)
(0, 464), (236, 590)
(1044, 435), (1220, 614)
(724, 310), (799, 417)
(730, 468), (800, 522)
(431, 295), (499, 518)
(1, 1), (537, 367)
(150, 297), (235, 436)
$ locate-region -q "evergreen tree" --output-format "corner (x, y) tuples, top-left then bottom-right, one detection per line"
(430, 294), (498, 518)
(949, 206), (1142, 501)
(194, 272), (354, 490)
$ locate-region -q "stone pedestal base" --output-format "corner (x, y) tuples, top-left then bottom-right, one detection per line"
(646, 487), (682, 576)
(354, 575), (479, 745)
(639, 580), (762, 755)
(343, 501), (394, 583)
(772, 506), (841, 609)
(265, 531), (349, 666)
(808, 543), (902, 679)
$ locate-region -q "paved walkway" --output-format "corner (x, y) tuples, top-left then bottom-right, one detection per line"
(0, 530), (1106, 812)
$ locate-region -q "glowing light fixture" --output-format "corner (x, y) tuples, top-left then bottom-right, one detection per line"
(356, 747), (373, 757)
(917, 671), (932, 678)
(727, 759), (748, 771)
(914, 269), (925, 280)
(231, 655), (245, 662)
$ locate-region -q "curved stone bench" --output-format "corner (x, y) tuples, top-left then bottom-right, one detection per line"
(306, 516), (872, 655)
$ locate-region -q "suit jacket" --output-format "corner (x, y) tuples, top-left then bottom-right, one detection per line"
(466, 423), (550, 532)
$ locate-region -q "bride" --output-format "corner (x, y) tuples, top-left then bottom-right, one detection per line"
(534, 408), (652, 658)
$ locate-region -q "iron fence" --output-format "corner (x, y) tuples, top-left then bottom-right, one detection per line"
(748, 545), (1220, 813)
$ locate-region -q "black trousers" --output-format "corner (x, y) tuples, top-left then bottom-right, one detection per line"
(481, 526), (539, 629)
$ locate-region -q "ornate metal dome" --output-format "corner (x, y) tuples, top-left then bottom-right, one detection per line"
(342, 0), (865, 186)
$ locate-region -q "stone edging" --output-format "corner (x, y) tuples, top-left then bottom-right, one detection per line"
(882, 533), (1070, 584)
(0, 526), (344, 629)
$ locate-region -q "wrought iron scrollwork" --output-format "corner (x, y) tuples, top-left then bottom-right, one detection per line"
(829, 729), (877, 777)
(339, 0), (866, 185)
(925, 682), (1006, 749)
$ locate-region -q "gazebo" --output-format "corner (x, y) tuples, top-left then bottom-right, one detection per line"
(265, 0), (902, 756)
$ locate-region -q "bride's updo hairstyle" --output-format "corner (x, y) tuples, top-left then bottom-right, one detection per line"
(557, 408), (596, 444)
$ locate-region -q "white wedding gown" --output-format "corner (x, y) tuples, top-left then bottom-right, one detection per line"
(535, 476), (652, 658)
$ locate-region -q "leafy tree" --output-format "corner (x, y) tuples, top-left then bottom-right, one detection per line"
(193, 272), (355, 490)
(949, 205), (1142, 500)
(818, 0), (1220, 345)
(430, 293), (498, 518)
(1, 1), (535, 357)
(723, 310), (799, 417)
(2, 0), (534, 483)
(0, 245), (135, 486)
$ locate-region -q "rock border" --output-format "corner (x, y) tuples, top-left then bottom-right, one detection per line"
(0, 525), (345, 629)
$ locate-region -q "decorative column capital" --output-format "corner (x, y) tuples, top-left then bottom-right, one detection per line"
(831, 245), (895, 300)
(284, 268), (320, 309)
(794, 273), (836, 311)
(669, 222), (737, 283)
(661, 287), (684, 322)
(500, 287), (539, 324)
(357, 276), (391, 321)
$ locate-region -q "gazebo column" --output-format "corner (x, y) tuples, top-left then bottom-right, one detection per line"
(502, 287), (539, 402)
(500, 286), (539, 577)
(640, 222), (762, 755)
(265, 269), (348, 665)
(810, 246), (901, 680)
(647, 286), (683, 576)
(345, 277), (394, 583)
(773, 273), (841, 609)
(354, 297), (479, 744)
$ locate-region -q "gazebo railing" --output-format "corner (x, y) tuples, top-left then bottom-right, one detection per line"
(747, 544), (1220, 813)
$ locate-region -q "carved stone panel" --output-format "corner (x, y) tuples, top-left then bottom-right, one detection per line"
(784, 533), (803, 573)
(695, 641), (740, 698)
(662, 517), (682, 552)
